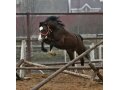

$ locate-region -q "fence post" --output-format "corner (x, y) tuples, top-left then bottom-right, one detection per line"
(19, 40), (26, 78)
(99, 45), (102, 59)
(64, 50), (67, 62)
(74, 51), (78, 67)
(98, 45), (103, 66)
(26, 12), (31, 61)
(90, 43), (95, 61)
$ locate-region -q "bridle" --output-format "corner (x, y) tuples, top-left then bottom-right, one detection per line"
(40, 25), (52, 36)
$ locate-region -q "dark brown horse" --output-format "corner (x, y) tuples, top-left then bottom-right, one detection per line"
(38, 16), (88, 66)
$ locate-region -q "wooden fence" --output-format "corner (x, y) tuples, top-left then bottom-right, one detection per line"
(16, 40), (103, 89)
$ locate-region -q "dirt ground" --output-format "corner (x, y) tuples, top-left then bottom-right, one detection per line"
(16, 71), (103, 90)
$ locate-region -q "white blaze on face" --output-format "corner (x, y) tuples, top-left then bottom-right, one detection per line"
(39, 26), (43, 31)
(38, 26), (43, 41)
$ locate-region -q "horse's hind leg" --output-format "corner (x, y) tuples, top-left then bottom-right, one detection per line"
(76, 50), (86, 74)
(50, 44), (53, 51)
(76, 50), (84, 66)
(66, 50), (74, 66)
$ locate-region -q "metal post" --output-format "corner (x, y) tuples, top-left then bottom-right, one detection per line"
(68, 0), (71, 13)
(26, 12), (31, 61)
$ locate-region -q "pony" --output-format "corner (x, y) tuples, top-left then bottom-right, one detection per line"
(38, 16), (88, 66)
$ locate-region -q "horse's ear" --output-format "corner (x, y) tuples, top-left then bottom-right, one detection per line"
(39, 22), (43, 27)
(47, 22), (56, 29)
(40, 22), (43, 25)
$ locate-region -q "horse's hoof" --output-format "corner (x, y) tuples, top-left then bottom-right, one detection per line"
(47, 51), (56, 56)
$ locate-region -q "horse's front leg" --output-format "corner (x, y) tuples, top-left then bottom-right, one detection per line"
(50, 44), (53, 51)
(66, 49), (75, 66)
(47, 43), (56, 56)
(41, 40), (48, 52)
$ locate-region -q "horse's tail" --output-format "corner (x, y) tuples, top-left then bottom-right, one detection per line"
(77, 34), (83, 41)
(77, 34), (90, 60)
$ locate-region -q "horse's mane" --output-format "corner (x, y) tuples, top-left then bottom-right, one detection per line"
(45, 16), (65, 27)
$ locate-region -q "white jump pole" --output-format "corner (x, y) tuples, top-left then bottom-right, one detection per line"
(68, 0), (71, 13)
(64, 50), (67, 63)
(90, 43), (95, 61)
(74, 51), (78, 67)
(20, 40), (26, 78)
(98, 45), (103, 60)
(98, 45), (103, 66)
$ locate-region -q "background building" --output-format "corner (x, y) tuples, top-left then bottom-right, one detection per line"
(16, 0), (103, 37)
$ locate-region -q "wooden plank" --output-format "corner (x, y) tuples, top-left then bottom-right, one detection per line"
(63, 70), (91, 79)
(24, 60), (48, 68)
(17, 66), (103, 70)
(89, 63), (103, 81)
(41, 60), (103, 66)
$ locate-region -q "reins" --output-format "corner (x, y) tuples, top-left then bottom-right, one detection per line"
(40, 25), (52, 36)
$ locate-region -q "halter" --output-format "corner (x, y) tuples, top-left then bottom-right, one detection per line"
(40, 25), (52, 36)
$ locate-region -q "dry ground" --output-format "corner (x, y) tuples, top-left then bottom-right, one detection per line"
(16, 71), (102, 90)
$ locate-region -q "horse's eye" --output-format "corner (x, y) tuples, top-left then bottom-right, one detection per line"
(39, 26), (43, 31)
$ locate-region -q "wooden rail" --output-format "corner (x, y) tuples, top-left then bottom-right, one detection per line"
(17, 66), (102, 70)
(16, 36), (103, 42)
(16, 12), (103, 15)
(42, 60), (102, 66)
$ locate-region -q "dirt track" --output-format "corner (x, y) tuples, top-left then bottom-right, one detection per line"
(16, 72), (102, 90)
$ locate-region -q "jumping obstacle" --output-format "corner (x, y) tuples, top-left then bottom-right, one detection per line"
(31, 40), (103, 90)
(17, 60), (102, 79)
(19, 60), (93, 79)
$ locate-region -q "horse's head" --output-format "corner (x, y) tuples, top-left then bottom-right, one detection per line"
(38, 16), (64, 41)
(38, 21), (52, 41)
